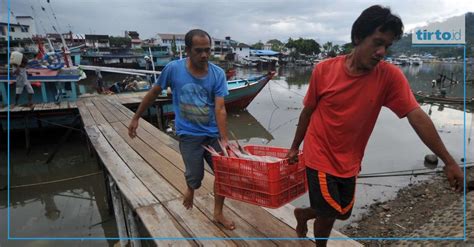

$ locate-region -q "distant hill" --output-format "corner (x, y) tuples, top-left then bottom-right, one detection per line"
(389, 12), (473, 57)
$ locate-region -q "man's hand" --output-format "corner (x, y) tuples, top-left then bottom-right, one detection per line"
(128, 118), (139, 138)
(286, 148), (299, 165)
(443, 163), (464, 193)
(220, 137), (229, 148)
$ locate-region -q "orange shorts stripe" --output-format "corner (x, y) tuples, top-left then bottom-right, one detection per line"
(318, 172), (343, 213)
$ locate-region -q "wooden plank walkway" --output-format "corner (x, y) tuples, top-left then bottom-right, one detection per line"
(76, 95), (362, 246)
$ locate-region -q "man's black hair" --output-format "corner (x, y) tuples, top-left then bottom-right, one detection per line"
(185, 29), (212, 48)
(351, 5), (404, 46)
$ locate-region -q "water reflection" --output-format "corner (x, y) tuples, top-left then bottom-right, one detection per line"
(228, 110), (274, 143)
(1, 131), (117, 246)
(402, 63), (469, 98)
(277, 66), (313, 88)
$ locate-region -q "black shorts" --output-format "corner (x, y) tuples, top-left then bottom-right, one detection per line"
(306, 167), (356, 219)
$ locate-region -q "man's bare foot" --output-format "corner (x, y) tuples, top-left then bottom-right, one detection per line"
(214, 213), (235, 230)
(183, 188), (194, 209)
(294, 208), (308, 238)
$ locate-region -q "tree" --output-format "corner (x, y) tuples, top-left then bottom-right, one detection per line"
(340, 42), (353, 55)
(285, 37), (320, 55)
(170, 35), (178, 56)
(267, 39), (283, 51)
(322, 41), (339, 57)
(252, 41), (264, 50)
(286, 38), (295, 49)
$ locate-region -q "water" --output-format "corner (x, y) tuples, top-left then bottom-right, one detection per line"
(1, 130), (118, 246)
(1, 62), (472, 242)
(236, 63), (473, 228)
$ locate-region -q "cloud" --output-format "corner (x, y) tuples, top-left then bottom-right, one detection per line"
(3, 0), (473, 45)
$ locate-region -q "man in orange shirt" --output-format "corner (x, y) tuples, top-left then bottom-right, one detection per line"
(286, 5), (464, 246)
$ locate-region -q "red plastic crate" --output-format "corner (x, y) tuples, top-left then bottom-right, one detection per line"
(213, 145), (307, 208)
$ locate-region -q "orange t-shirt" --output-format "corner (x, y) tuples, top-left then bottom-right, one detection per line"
(303, 55), (419, 178)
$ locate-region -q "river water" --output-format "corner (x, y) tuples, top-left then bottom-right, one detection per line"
(1, 61), (472, 244)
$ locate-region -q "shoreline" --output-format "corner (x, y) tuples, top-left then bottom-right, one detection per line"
(341, 167), (473, 245)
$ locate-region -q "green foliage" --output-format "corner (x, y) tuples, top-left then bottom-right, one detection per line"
(252, 41), (264, 50)
(322, 41), (340, 57)
(171, 35), (177, 55)
(340, 43), (353, 55)
(285, 37), (321, 55)
(267, 39), (284, 51)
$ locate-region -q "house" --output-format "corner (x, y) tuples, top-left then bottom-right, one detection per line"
(125, 31), (141, 49)
(212, 36), (235, 57)
(156, 33), (186, 53)
(232, 42), (252, 62)
(263, 43), (272, 50)
(85, 34), (110, 49)
(0, 16), (37, 41)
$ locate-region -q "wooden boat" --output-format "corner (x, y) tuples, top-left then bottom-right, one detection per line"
(0, 67), (86, 106)
(413, 91), (473, 105)
(160, 71), (276, 117)
(225, 71), (275, 111)
(225, 68), (236, 80)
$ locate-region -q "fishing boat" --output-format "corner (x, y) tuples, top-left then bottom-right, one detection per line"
(0, 67), (86, 106)
(159, 71), (276, 127)
(413, 91), (473, 105)
(225, 68), (236, 80)
(224, 71), (275, 111)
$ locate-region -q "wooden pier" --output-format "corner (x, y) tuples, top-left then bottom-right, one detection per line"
(2, 91), (362, 246)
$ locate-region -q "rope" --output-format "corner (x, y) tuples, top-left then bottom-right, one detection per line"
(47, 0), (63, 34)
(271, 80), (306, 98)
(29, 115), (82, 132)
(359, 162), (474, 177)
(2, 171), (103, 190)
(268, 116), (298, 134)
(356, 182), (403, 188)
(267, 81), (279, 108)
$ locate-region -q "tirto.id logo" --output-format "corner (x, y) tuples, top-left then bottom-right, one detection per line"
(412, 14), (465, 44)
(415, 29), (462, 41)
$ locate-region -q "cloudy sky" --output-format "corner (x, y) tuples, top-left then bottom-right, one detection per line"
(2, 0), (473, 45)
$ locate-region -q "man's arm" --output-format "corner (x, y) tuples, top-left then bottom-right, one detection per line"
(287, 105), (316, 162)
(128, 84), (162, 138)
(407, 107), (463, 192)
(214, 96), (228, 144)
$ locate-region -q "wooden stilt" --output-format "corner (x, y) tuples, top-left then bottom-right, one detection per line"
(155, 104), (163, 131)
(123, 198), (141, 247)
(24, 113), (31, 154)
(103, 170), (114, 215)
(108, 175), (129, 247)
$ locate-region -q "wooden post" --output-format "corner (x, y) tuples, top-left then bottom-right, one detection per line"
(0, 82), (7, 105)
(24, 113), (31, 154)
(103, 170), (113, 215)
(70, 81), (77, 101)
(123, 198), (141, 247)
(41, 82), (48, 103)
(155, 104), (163, 130)
(108, 175), (129, 247)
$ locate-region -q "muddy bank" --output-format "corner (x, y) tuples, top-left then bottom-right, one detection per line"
(341, 167), (474, 245)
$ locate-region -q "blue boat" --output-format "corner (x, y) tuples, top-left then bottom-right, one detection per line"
(0, 68), (86, 106)
(160, 71), (276, 116)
